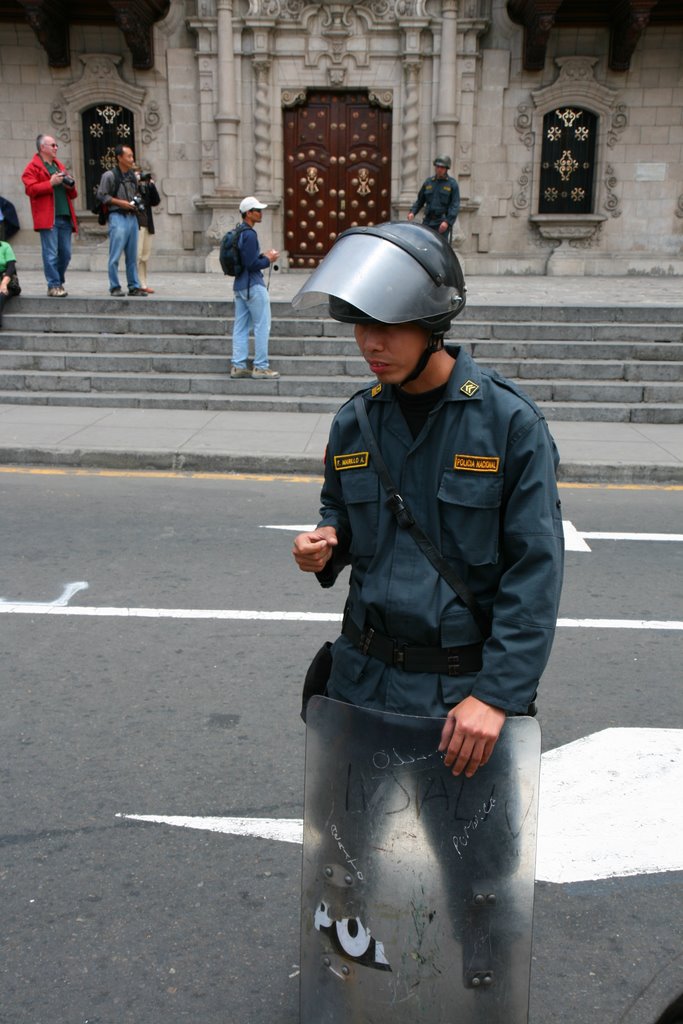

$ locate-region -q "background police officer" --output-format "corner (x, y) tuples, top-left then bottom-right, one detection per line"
(408, 155), (460, 242)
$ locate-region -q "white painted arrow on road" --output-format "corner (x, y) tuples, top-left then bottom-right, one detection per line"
(118, 727), (683, 885)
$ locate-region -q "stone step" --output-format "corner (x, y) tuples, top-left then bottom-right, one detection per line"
(1, 295), (681, 423)
(3, 330), (683, 363)
(1, 368), (682, 405)
(9, 295), (683, 324)
(1, 349), (681, 382)
(4, 309), (683, 344)
(0, 388), (679, 423)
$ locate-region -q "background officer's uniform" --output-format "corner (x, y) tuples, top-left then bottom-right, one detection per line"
(410, 173), (460, 236)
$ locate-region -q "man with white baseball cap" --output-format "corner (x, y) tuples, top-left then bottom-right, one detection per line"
(230, 196), (280, 379)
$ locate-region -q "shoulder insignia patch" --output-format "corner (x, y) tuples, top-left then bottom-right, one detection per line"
(460, 379), (479, 397)
(334, 451), (370, 471)
(454, 454), (500, 473)
(371, 383), (383, 397)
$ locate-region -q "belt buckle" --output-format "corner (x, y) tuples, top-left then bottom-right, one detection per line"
(359, 627), (374, 656)
(447, 651), (460, 677)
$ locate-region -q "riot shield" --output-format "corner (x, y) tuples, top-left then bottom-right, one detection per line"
(300, 696), (541, 1024)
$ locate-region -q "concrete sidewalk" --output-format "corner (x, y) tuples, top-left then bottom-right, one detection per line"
(1, 268), (682, 483)
(10, 266), (683, 307)
(0, 403), (682, 483)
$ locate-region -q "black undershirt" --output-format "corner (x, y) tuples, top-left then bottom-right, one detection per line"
(396, 383), (447, 439)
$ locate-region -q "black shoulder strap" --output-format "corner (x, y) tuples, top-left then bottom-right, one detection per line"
(353, 393), (492, 639)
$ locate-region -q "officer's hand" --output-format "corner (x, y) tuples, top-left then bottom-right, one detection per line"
(438, 221), (449, 234)
(407, 212), (414, 221)
(438, 696), (506, 778)
(292, 526), (338, 573)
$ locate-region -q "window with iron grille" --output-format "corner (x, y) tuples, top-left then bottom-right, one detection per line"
(82, 104), (136, 212)
(539, 107), (597, 214)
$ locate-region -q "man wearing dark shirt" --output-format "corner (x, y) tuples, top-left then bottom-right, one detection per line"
(230, 196), (280, 380)
(96, 144), (147, 297)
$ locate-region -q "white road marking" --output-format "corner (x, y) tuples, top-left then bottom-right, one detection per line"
(0, 604), (342, 621)
(557, 617), (683, 629)
(117, 728), (683, 885)
(0, 602), (681, 629)
(562, 520), (592, 552)
(582, 532), (683, 542)
(536, 727), (683, 883)
(262, 525), (317, 532)
(115, 814), (304, 844)
(264, 521), (683, 555)
(0, 580), (89, 607)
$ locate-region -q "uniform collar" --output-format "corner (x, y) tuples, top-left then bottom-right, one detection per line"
(367, 347), (483, 405)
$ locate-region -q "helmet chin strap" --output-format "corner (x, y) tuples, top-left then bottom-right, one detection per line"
(398, 333), (443, 388)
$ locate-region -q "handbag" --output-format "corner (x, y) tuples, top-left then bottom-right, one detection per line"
(301, 640), (333, 723)
(6, 272), (21, 297)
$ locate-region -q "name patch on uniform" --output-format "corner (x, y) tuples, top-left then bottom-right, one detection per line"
(334, 451), (370, 471)
(460, 379), (479, 397)
(454, 454), (500, 473)
(371, 383), (383, 398)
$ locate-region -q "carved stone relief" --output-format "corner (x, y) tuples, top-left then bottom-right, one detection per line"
(514, 104), (534, 150)
(603, 164), (621, 218)
(246, 0), (427, 21)
(511, 164), (532, 218)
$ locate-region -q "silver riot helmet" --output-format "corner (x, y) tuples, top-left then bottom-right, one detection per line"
(433, 155), (452, 169)
(291, 222), (466, 338)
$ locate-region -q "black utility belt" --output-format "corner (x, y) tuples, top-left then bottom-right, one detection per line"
(342, 619), (483, 677)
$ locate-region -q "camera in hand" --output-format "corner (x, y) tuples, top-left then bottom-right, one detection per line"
(131, 194), (146, 213)
(61, 173), (75, 188)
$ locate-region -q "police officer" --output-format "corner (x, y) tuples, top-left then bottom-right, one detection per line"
(408, 155), (460, 241)
(292, 222), (564, 778)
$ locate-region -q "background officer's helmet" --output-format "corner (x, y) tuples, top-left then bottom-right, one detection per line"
(291, 222), (466, 336)
(433, 155), (452, 169)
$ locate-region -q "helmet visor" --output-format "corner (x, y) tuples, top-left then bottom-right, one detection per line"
(291, 233), (462, 325)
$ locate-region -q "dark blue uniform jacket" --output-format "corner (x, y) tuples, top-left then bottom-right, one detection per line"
(411, 174), (460, 228)
(316, 347), (565, 718)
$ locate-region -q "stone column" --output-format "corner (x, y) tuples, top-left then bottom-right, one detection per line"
(434, 0), (459, 162)
(253, 60), (272, 186)
(216, 0), (240, 192)
(400, 60), (421, 201)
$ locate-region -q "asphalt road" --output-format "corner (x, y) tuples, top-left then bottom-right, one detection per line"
(1, 469), (681, 1024)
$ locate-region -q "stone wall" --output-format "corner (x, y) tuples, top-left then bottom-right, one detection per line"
(1, 0), (681, 276)
(0, 9), (208, 272)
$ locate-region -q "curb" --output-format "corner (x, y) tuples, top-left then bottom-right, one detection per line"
(1, 446), (682, 485)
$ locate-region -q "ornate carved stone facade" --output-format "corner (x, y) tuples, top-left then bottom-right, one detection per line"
(0, 0), (681, 274)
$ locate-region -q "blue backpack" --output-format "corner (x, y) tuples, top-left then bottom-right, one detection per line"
(219, 222), (247, 276)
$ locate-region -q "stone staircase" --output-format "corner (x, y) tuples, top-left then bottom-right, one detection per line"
(0, 295), (682, 422)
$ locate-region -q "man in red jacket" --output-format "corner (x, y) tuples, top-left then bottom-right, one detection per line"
(21, 133), (78, 297)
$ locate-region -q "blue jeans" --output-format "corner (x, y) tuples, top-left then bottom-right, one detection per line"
(39, 215), (73, 289)
(232, 285), (272, 369)
(107, 211), (141, 291)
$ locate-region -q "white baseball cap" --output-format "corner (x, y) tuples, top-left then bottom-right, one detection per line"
(239, 195), (268, 214)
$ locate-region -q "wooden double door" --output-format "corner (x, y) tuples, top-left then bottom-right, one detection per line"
(283, 91), (392, 267)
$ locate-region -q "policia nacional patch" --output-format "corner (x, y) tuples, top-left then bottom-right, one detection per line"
(454, 454), (500, 472)
(334, 451), (370, 471)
